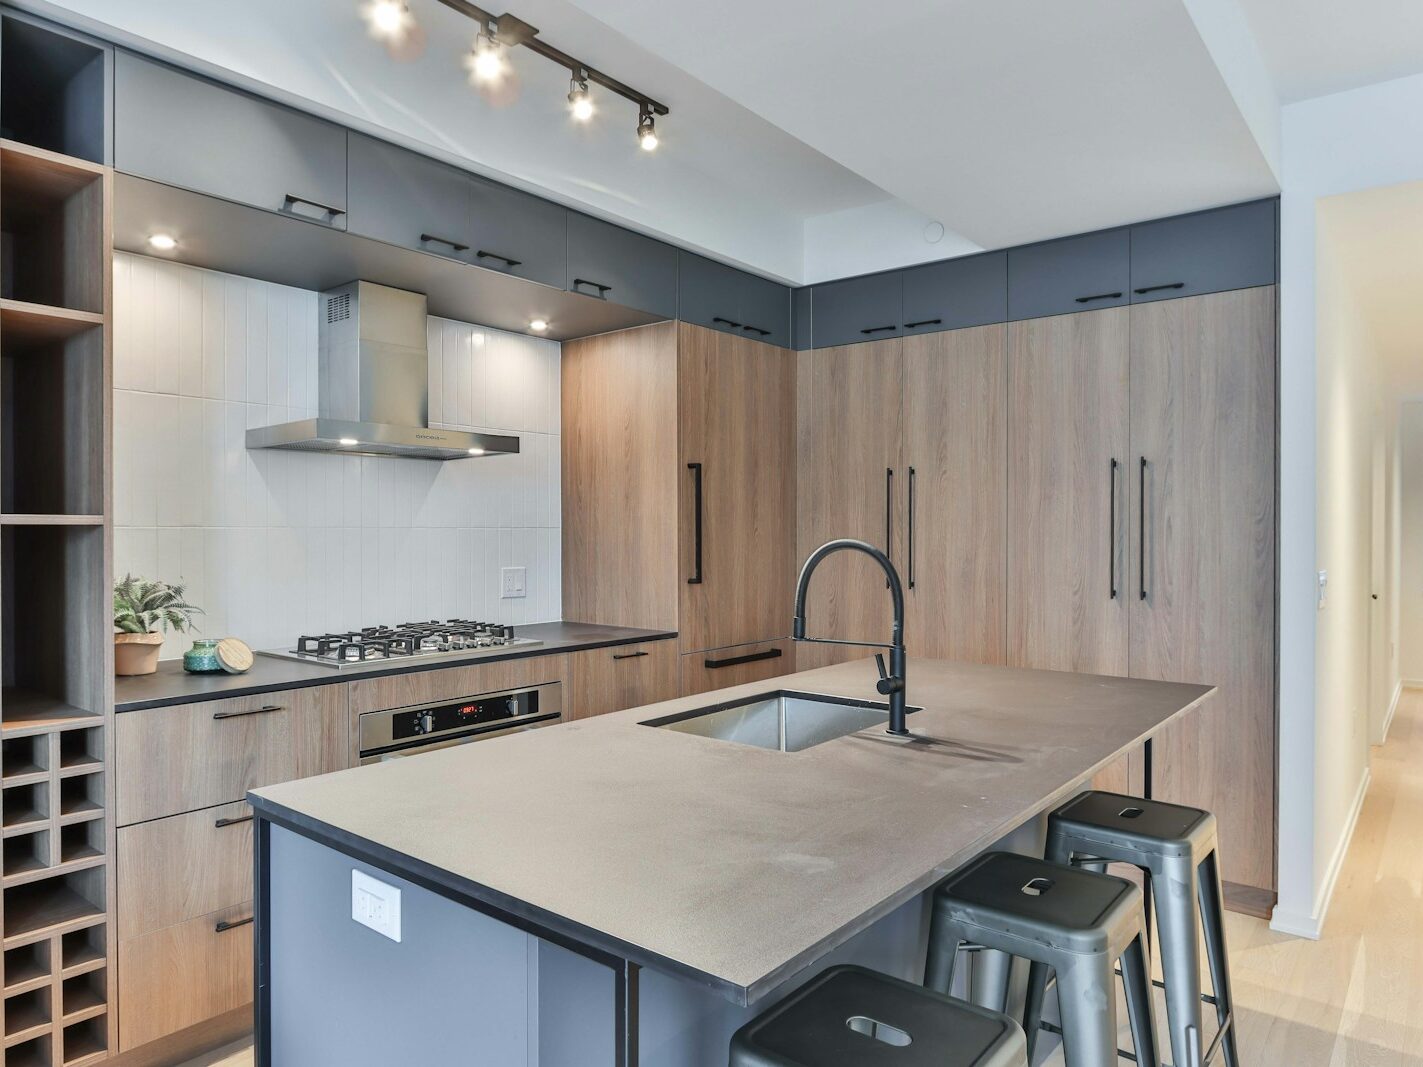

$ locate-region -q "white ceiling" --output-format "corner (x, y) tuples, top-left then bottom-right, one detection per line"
(1237, 0), (1423, 104)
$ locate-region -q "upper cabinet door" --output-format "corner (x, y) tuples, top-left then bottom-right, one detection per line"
(114, 52), (347, 228)
(738, 273), (791, 348)
(810, 272), (903, 349)
(901, 251), (1007, 335)
(567, 214), (679, 318)
(1007, 229), (1129, 320)
(1130, 200), (1276, 303)
(678, 253), (745, 334)
(468, 175), (568, 289)
(347, 134), (472, 262)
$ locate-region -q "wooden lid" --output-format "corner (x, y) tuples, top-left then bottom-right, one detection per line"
(216, 638), (254, 674)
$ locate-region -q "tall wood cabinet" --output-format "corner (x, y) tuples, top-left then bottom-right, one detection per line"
(562, 322), (797, 700)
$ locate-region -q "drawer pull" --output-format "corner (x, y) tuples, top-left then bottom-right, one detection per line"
(1074, 291), (1123, 304)
(612, 651), (649, 661)
(1133, 282), (1185, 296)
(212, 704), (284, 721)
(905, 318), (942, 329)
(742, 324), (771, 337)
(713, 316), (743, 330)
(704, 648), (783, 670)
(573, 278), (613, 297)
(476, 249), (523, 268)
(214, 814), (254, 828)
(215, 916), (254, 934)
(422, 233), (471, 253)
(860, 325), (897, 335)
(283, 193), (345, 218)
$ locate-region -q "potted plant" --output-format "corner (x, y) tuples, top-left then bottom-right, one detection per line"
(113, 575), (204, 676)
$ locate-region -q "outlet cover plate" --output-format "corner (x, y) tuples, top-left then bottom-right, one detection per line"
(501, 566), (527, 599)
(352, 869), (401, 942)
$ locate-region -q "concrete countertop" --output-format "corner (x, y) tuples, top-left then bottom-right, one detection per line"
(249, 656), (1212, 1005)
(114, 622), (677, 712)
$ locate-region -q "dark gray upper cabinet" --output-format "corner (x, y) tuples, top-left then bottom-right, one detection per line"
(738, 273), (790, 348)
(791, 287), (812, 351)
(810, 271), (903, 349)
(1007, 229), (1130, 321)
(1130, 199), (1276, 302)
(567, 214), (678, 318)
(114, 52), (347, 228)
(347, 133), (472, 262)
(468, 176), (567, 290)
(678, 253), (745, 333)
(901, 251), (1007, 334)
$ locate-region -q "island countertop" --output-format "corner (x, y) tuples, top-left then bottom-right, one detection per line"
(248, 656), (1212, 1005)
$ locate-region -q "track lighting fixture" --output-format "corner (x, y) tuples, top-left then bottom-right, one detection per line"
(467, 28), (505, 84)
(364, 0), (411, 39)
(637, 106), (658, 151)
(568, 71), (593, 122)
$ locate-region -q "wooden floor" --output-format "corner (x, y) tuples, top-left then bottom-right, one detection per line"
(179, 691), (1423, 1067)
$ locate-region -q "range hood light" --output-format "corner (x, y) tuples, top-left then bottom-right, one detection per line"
(529, 318), (548, 332)
(339, 437), (359, 446)
(468, 447), (486, 455)
(147, 233), (178, 251)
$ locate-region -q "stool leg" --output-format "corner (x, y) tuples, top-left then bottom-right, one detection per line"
(1055, 954), (1120, 1067)
(1120, 932), (1161, 1067)
(924, 916), (964, 996)
(1197, 849), (1240, 1067)
(1023, 961), (1052, 1064)
(971, 948), (1014, 1013)
(1156, 855), (1205, 1067)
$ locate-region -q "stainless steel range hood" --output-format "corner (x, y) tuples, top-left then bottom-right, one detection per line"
(245, 281), (518, 461)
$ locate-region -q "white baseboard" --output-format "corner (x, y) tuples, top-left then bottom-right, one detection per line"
(1270, 767), (1372, 940)
(1380, 680), (1404, 743)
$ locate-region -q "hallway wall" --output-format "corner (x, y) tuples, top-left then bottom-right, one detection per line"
(1398, 403), (1423, 682)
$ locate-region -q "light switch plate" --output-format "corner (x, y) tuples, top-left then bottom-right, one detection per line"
(501, 566), (527, 599)
(352, 869), (401, 942)
(1317, 569), (1328, 610)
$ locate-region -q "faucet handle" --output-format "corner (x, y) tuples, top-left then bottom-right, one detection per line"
(875, 653), (888, 681)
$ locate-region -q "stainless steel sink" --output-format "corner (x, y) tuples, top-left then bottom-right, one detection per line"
(642, 691), (918, 752)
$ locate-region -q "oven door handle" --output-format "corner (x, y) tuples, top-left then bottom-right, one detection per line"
(361, 711), (563, 762)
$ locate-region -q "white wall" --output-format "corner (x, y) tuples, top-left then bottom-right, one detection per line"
(1276, 71), (1423, 937)
(1398, 404), (1423, 682)
(113, 252), (562, 660)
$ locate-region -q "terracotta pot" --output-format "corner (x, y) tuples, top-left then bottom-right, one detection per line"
(115, 631), (165, 676)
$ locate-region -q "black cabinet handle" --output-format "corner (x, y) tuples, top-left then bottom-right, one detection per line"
(215, 916), (254, 934)
(1109, 459), (1118, 600)
(573, 278), (613, 297)
(742, 325), (771, 337)
(884, 468), (894, 588)
(687, 462), (704, 585)
(1139, 457), (1148, 602)
(704, 648), (782, 670)
(477, 249), (523, 268)
(283, 193), (345, 218)
(713, 316), (742, 330)
(612, 650), (649, 661)
(214, 813), (254, 828)
(1133, 282), (1185, 296)
(1075, 292), (1123, 304)
(905, 318), (942, 329)
(907, 466), (916, 590)
(212, 704), (284, 721)
(861, 325), (897, 335)
(421, 233), (470, 253)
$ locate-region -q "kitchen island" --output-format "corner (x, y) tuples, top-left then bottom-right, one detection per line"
(247, 656), (1211, 1065)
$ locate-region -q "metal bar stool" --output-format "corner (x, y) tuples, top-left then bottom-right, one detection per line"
(925, 851), (1160, 1067)
(730, 964), (1028, 1066)
(1035, 791), (1239, 1067)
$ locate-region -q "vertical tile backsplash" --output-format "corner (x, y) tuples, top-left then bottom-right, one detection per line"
(113, 252), (562, 659)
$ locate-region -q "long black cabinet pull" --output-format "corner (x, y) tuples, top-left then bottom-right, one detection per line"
(573, 278), (613, 297)
(687, 462), (704, 585)
(212, 704), (284, 721)
(705, 648), (782, 670)
(215, 813), (254, 828)
(905, 319), (942, 330)
(713, 316), (743, 329)
(861, 325), (897, 336)
(1109, 458), (1118, 600)
(612, 650), (649, 661)
(1075, 291), (1123, 305)
(885, 468), (894, 588)
(1133, 282), (1185, 295)
(283, 193), (345, 218)
(907, 466), (917, 590)
(421, 233), (471, 253)
(215, 916), (254, 934)
(1139, 457), (1148, 601)
(477, 249), (523, 268)
(742, 325), (771, 337)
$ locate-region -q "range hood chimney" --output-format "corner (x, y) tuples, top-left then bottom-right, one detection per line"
(245, 281), (518, 460)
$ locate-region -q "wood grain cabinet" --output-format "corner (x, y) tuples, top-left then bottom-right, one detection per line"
(568, 641), (680, 720)
(680, 640), (794, 697)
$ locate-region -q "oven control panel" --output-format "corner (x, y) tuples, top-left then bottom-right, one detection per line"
(391, 690), (540, 741)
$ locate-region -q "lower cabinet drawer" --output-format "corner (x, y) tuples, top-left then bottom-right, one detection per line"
(118, 902), (253, 1052)
(568, 640), (679, 720)
(118, 800), (253, 941)
(680, 639), (794, 697)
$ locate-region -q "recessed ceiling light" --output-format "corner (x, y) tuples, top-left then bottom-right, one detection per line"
(529, 318), (549, 333)
(338, 437), (359, 446)
(568, 73), (593, 122)
(468, 447), (486, 455)
(364, 0), (410, 39)
(637, 107), (658, 151)
(147, 233), (178, 251)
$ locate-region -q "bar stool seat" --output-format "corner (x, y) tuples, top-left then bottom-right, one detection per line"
(926, 851), (1160, 1067)
(730, 964), (1027, 1066)
(1041, 791), (1240, 1067)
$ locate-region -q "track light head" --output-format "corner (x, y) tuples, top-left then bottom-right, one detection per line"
(364, 0), (411, 40)
(637, 106), (658, 151)
(568, 73), (594, 122)
(467, 29), (505, 84)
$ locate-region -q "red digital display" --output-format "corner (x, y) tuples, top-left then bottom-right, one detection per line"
(459, 703), (478, 716)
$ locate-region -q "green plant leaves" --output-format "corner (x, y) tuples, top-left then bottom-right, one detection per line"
(113, 573), (204, 635)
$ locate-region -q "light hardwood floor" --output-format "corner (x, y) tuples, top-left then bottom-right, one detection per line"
(179, 690), (1423, 1066)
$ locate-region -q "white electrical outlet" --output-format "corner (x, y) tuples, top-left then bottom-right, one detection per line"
(352, 869), (401, 942)
(501, 566), (527, 599)
(1317, 569), (1328, 610)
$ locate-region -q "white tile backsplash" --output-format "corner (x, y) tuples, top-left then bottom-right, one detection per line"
(114, 253), (563, 659)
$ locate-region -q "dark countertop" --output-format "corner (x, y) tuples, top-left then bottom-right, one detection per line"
(114, 622), (677, 712)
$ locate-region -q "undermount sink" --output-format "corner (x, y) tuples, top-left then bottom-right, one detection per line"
(642, 691), (919, 752)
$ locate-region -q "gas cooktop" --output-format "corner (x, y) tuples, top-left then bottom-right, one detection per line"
(258, 620), (541, 669)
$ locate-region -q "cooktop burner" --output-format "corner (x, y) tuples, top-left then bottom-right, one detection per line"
(258, 620), (541, 669)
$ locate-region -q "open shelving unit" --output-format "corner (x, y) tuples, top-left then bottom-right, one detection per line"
(0, 10), (114, 1065)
